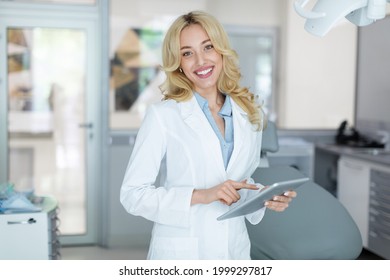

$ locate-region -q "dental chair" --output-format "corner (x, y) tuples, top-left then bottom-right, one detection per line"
(247, 122), (363, 260)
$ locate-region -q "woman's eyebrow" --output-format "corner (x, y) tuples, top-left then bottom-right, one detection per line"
(180, 39), (211, 50)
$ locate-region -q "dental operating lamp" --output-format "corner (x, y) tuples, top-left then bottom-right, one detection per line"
(294, 0), (390, 37)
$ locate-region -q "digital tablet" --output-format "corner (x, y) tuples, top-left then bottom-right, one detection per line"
(216, 177), (309, 221)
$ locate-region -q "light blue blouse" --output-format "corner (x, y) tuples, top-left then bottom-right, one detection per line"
(194, 92), (234, 170)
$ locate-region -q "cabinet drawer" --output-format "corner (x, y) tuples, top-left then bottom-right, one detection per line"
(0, 212), (49, 260)
(370, 196), (390, 213)
(369, 169), (390, 259)
(370, 211), (390, 228)
(369, 222), (390, 259)
(371, 170), (390, 187)
(337, 157), (371, 247)
(370, 185), (390, 200)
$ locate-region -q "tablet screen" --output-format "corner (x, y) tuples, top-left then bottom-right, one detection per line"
(216, 177), (309, 221)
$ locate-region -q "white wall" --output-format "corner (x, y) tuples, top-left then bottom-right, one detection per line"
(211, 0), (357, 129)
(207, 0), (283, 26)
(112, 0), (282, 26)
(278, 0), (357, 129)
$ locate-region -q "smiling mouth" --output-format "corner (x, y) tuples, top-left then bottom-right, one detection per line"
(195, 67), (213, 77)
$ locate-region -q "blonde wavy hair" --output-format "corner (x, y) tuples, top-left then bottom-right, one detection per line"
(160, 11), (265, 130)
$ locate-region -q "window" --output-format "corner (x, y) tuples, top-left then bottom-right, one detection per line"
(228, 27), (277, 121)
(109, 24), (165, 130)
(7, 27), (88, 235)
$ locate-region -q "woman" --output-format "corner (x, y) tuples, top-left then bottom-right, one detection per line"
(120, 11), (296, 260)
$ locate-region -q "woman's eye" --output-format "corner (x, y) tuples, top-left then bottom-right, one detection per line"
(182, 51), (192, 57)
(205, 44), (214, 51)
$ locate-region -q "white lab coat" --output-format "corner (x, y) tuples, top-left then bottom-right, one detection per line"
(120, 95), (265, 260)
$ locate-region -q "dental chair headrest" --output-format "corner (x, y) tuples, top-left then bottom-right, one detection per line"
(261, 121), (279, 154)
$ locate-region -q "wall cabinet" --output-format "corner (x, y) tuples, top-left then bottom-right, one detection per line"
(338, 156), (390, 259)
(0, 197), (59, 260)
(337, 157), (370, 247)
(369, 169), (390, 259)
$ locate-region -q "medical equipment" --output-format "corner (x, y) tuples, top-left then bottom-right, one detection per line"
(294, 0), (390, 36)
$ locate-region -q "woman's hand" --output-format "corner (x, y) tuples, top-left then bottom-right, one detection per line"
(264, 190), (297, 212)
(191, 179), (258, 206)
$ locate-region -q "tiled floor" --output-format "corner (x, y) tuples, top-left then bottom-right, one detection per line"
(60, 246), (148, 260)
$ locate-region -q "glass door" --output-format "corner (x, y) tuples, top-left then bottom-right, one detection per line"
(0, 14), (100, 245)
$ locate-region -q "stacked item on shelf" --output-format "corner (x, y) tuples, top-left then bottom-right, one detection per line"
(0, 182), (42, 214)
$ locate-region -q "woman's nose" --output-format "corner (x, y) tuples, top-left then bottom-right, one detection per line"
(195, 52), (205, 66)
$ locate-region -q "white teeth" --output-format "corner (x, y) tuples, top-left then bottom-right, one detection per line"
(196, 68), (212, 75)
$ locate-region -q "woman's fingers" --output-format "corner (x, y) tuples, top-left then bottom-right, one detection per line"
(209, 179), (260, 206)
(283, 190), (297, 198)
(217, 185), (240, 204)
(265, 191), (298, 212)
(264, 200), (289, 212)
(234, 180), (259, 190)
(216, 180), (257, 205)
(273, 195), (292, 203)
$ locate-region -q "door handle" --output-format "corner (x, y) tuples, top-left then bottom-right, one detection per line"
(7, 218), (37, 225)
(79, 122), (94, 139)
(78, 122), (93, 129)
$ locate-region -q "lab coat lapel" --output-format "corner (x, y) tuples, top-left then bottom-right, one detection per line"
(179, 96), (226, 178)
(227, 99), (250, 173)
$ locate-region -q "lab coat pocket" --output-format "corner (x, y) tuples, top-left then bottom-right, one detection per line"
(149, 237), (199, 260)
